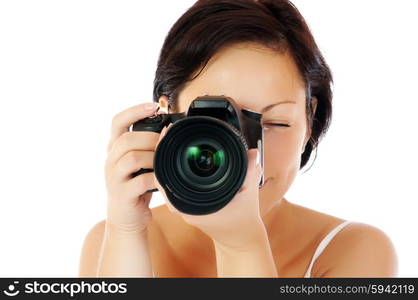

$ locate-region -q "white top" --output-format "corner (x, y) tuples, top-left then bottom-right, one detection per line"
(304, 220), (352, 278)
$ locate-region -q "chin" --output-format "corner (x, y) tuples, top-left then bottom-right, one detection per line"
(259, 177), (283, 211)
(260, 177), (271, 189)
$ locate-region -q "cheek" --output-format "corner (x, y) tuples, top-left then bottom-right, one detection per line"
(258, 128), (305, 213)
(262, 128), (304, 178)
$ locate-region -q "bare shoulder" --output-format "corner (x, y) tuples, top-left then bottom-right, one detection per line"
(285, 202), (398, 277)
(146, 204), (197, 277)
(148, 204), (196, 253)
(79, 219), (106, 277)
(78, 205), (171, 278)
(314, 221), (399, 277)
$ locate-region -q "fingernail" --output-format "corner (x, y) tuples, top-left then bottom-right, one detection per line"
(145, 102), (158, 110)
(256, 149), (260, 166)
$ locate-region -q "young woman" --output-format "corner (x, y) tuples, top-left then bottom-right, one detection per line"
(79, 0), (398, 277)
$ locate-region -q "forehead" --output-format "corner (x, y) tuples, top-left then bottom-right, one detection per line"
(177, 42), (306, 112)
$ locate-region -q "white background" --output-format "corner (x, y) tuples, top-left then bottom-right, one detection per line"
(0, 0), (417, 277)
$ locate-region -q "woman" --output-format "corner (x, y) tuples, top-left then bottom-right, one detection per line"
(79, 0), (398, 277)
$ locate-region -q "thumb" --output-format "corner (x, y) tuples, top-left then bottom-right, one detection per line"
(238, 148), (262, 193)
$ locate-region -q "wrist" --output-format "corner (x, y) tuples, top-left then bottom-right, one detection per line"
(105, 221), (148, 239)
(213, 221), (269, 253)
(98, 222), (153, 278)
(213, 224), (278, 277)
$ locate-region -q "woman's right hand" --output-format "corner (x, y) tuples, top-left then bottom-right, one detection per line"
(104, 97), (168, 234)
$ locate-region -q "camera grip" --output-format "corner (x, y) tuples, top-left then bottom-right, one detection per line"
(131, 114), (166, 133)
(130, 114), (174, 194)
(130, 168), (158, 193)
(131, 112), (186, 133)
(129, 112), (185, 194)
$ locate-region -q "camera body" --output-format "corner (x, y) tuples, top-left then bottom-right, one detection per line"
(131, 95), (264, 215)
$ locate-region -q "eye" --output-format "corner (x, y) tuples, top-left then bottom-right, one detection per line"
(263, 123), (290, 128)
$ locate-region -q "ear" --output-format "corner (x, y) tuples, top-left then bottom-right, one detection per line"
(302, 96), (318, 152)
(157, 95), (170, 114)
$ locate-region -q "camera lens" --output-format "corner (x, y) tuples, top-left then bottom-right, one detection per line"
(154, 116), (248, 215)
(186, 144), (225, 177)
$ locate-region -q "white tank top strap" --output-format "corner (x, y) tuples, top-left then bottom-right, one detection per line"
(304, 220), (353, 278)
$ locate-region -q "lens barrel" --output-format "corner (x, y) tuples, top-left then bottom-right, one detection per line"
(154, 116), (248, 215)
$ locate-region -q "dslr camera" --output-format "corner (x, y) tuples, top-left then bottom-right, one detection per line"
(130, 95), (264, 215)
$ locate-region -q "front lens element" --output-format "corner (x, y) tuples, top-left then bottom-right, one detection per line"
(186, 144), (225, 177)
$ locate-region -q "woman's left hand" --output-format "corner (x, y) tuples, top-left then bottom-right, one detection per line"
(154, 124), (266, 251)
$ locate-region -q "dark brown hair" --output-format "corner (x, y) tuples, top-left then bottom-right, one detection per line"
(152, 0), (333, 171)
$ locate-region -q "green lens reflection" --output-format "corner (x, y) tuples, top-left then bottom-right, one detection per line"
(187, 146), (201, 160)
(213, 150), (225, 166)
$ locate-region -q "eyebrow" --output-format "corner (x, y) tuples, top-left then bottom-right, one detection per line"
(261, 100), (296, 113)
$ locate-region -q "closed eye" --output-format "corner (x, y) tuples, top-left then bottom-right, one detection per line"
(263, 123), (290, 127)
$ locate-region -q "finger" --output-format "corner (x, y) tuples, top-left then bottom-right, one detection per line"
(121, 172), (156, 201)
(237, 148), (262, 194)
(112, 150), (154, 182)
(107, 102), (159, 154)
(107, 131), (159, 166)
